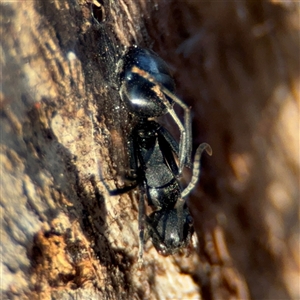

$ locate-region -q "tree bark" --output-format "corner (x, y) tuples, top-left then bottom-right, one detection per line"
(1, 0), (299, 299)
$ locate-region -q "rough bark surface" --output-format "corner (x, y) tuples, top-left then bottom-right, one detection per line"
(1, 0), (299, 300)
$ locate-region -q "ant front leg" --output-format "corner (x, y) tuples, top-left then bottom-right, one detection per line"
(131, 66), (192, 173)
(128, 126), (147, 263)
(158, 86), (193, 170)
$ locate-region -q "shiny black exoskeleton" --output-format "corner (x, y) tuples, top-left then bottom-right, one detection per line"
(117, 46), (212, 260)
(147, 202), (194, 256)
(129, 121), (198, 257)
(118, 46), (194, 171)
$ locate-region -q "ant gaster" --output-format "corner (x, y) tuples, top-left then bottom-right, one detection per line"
(116, 46), (212, 262)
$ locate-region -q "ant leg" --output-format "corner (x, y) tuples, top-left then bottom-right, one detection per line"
(90, 114), (139, 195)
(182, 143), (212, 198)
(131, 66), (192, 174)
(138, 182), (147, 264)
(157, 86), (192, 169)
(127, 127), (139, 180)
(127, 127), (147, 264)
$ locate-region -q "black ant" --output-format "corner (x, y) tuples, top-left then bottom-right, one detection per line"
(90, 1), (211, 263)
(116, 46), (212, 262)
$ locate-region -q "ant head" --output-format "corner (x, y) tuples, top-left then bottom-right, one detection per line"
(118, 46), (175, 118)
(147, 203), (194, 256)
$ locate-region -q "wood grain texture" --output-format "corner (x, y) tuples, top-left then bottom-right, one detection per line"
(1, 0), (299, 299)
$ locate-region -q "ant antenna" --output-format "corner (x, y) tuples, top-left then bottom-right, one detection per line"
(182, 143), (212, 198)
